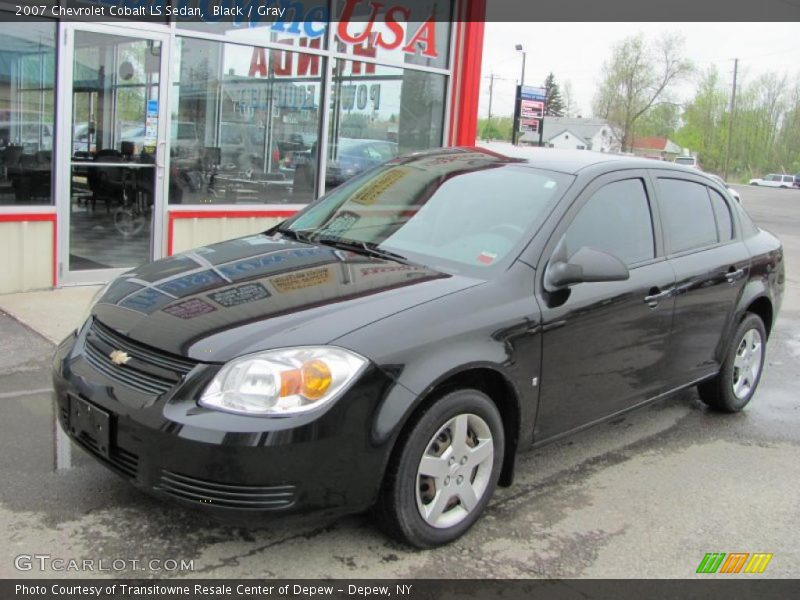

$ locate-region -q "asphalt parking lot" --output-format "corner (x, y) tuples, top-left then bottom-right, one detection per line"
(1, 184), (798, 579)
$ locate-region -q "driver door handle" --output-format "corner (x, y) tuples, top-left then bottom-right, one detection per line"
(644, 287), (674, 308)
(726, 268), (746, 284)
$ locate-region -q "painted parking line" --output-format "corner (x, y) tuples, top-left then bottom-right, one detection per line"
(0, 388), (52, 399)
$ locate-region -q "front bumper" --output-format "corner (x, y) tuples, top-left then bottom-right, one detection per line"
(53, 321), (400, 519)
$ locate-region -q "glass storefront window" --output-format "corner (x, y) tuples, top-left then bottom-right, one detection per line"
(68, 32), (162, 271)
(169, 37), (322, 204)
(325, 59), (445, 192)
(333, 0), (451, 70)
(175, 0), (329, 46)
(0, 19), (56, 206)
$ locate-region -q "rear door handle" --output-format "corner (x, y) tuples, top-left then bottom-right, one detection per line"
(726, 268), (746, 284)
(644, 287), (674, 307)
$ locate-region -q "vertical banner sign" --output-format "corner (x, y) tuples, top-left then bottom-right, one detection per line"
(514, 85), (547, 145)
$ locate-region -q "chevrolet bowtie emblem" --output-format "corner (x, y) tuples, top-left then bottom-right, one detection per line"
(109, 350), (131, 365)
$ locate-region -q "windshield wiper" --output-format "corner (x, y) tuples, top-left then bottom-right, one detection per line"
(275, 227), (314, 243)
(277, 228), (411, 264)
(315, 236), (410, 264)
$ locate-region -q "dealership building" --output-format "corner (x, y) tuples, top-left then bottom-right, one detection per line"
(0, 1), (485, 294)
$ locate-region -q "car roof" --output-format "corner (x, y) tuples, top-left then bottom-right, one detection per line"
(433, 143), (702, 175)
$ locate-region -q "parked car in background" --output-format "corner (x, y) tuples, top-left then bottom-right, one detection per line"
(674, 155), (700, 169)
(707, 173), (741, 203)
(749, 174), (795, 188)
(55, 148), (784, 548)
(794, 173), (800, 189)
(293, 138), (399, 192)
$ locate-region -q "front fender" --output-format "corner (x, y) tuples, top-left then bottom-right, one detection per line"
(335, 269), (542, 487)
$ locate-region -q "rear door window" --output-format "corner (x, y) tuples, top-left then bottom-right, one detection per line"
(657, 178), (719, 253)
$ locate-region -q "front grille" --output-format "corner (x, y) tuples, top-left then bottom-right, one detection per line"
(157, 470), (296, 510)
(74, 433), (139, 479)
(83, 319), (198, 396)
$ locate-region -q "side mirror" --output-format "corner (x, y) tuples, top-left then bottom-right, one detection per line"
(544, 239), (630, 292)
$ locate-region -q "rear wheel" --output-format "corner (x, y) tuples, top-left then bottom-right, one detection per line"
(375, 389), (504, 548)
(698, 313), (766, 412)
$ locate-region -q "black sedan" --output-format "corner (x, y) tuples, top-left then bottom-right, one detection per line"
(53, 148), (784, 548)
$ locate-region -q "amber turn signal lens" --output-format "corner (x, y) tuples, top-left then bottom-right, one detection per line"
(300, 359), (332, 400)
(280, 369), (302, 397)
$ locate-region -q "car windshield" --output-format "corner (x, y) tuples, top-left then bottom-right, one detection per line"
(280, 150), (574, 276)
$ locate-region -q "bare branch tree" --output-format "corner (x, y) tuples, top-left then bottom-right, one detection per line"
(592, 33), (693, 151)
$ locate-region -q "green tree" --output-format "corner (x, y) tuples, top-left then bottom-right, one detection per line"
(674, 68), (800, 180)
(673, 67), (729, 172)
(478, 117), (513, 142)
(592, 33), (693, 151)
(635, 102), (680, 138)
(544, 72), (565, 117)
(775, 81), (800, 174)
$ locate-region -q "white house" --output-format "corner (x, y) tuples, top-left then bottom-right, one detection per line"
(520, 117), (620, 152)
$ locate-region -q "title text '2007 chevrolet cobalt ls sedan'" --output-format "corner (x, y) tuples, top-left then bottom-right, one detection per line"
(53, 148), (784, 547)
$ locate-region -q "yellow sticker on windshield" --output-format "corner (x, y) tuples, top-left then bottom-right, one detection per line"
(351, 167), (408, 205)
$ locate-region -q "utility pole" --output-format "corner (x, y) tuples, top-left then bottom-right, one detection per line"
(487, 73), (495, 119)
(723, 58), (738, 181)
(513, 45), (526, 145)
(539, 87), (547, 147)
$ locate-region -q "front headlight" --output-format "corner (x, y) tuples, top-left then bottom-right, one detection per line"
(199, 346), (368, 417)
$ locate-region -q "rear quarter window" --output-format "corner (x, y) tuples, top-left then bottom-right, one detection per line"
(708, 188), (734, 242)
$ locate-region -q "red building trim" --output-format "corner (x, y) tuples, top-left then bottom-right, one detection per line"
(166, 209), (299, 256)
(0, 212), (58, 286)
(449, 0), (486, 146)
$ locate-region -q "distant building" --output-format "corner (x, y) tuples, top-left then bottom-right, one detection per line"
(520, 117), (620, 152)
(629, 136), (683, 161)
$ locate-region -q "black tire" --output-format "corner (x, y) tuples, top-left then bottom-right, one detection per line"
(374, 389), (504, 548)
(698, 313), (767, 412)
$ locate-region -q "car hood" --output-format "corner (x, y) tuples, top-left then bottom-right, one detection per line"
(91, 234), (482, 362)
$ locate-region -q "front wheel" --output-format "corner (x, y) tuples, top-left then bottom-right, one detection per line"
(375, 389), (504, 548)
(698, 313), (767, 412)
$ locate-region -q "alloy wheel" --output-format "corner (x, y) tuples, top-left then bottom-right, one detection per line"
(732, 328), (763, 400)
(415, 413), (494, 529)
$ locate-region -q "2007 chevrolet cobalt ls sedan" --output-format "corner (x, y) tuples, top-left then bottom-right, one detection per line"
(54, 148), (784, 547)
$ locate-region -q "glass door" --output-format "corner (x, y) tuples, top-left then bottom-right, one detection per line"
(57, 24), (169, 284)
